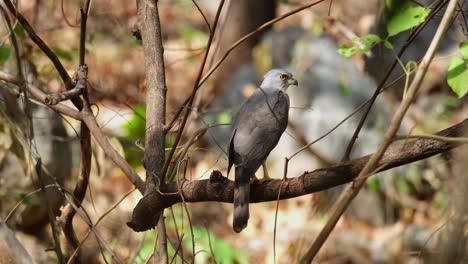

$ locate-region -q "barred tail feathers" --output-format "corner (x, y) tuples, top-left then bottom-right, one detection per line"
(233, 166), (250, 233)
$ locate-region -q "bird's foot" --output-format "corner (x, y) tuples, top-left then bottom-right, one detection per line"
(250, 175), (260, 184)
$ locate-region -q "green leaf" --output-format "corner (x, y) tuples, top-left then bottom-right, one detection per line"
(122, 105), (146, 141)
(337, 34), (383, 58)
(447, 42), (468, 98)
(387, 1), (430, 37)
(337, 44), (356, 58)
(0, 46), (11, 64)
(383, 40), (394, 50)
(13, 24), (28, 38)
(460, 41), (468, 58)
(121, 105), (146, 168)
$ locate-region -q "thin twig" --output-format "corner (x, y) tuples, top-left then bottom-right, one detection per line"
(161, 0), (225, 181)
(3, 184), (58, 223)
(3, 0), (76, 94)
(204, 223), (218, 264)
(273, 158), (291, 264)
(35, 159), (65, 263)
(177, 159), (196, 263)
(198, 0), (326, 87)
(191, 0), (211, 33)
(59, 1), (93, 256)
(67, 187), (137, 263)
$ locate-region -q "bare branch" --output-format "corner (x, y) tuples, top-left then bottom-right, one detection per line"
(35, 159), (65, 263)
(3, 0), (74, 91)
(137, 0), (170, 261)
(0, 70), (145, 192)
(127, 118), (467, 231)
(45, 65), (87, 105)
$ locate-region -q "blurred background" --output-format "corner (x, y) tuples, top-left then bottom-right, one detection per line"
(0, 0), (467, 263)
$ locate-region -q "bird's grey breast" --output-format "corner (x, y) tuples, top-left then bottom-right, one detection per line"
(232, 88), (289, 133)
(230, 88), (289, 163)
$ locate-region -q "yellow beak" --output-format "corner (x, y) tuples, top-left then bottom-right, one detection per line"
(288, 78), (298, 86)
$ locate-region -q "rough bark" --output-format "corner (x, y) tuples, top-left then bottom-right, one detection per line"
(127, 118), (467, 231)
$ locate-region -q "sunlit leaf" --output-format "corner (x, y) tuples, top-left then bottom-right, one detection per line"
(387, 1), (430, 37)
(122, 105), (146, 141)
(121, 105), (146, 168)
(447, 42), (468, 98)
(337, 34), (383, 58)
(383, 40), (394, 50)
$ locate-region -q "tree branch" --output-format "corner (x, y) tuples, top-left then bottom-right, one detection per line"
(137, 0), (168, 262)
(127, 118), (467, 232)
(137, 0), (167, 193)
(2, 0), (83, 109)
(0, 70), (146, 192)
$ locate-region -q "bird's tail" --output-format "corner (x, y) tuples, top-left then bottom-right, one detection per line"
(233, 166), (250, 233)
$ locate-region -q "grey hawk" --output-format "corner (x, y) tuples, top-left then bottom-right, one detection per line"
(228, 68), (298, 233)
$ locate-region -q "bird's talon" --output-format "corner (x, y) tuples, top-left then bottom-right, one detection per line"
(250, 175), (260, 184)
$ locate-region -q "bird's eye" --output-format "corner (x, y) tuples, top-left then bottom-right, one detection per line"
(279, 74), (287, 80)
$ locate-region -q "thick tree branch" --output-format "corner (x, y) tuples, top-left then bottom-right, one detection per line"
(137, 0), (167, 194)
(137, 0), (168, 262)
(127, 118), (467, 232)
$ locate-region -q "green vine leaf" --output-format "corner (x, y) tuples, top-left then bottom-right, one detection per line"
(387, 1), (430, 37)
(338, 34), (383, 58)
(447, 42), (468, 98)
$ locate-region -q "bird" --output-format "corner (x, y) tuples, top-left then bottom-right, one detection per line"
(228, 68), (298, 233)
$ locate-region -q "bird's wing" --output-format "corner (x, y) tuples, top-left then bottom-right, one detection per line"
(229, 88), (289, 168)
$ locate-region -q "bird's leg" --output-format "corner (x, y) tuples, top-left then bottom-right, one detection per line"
(262, 162), (271, 180)
(253, 163), (281, 184)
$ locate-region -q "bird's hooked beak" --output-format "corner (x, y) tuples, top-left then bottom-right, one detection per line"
(288, 78), (298, 87)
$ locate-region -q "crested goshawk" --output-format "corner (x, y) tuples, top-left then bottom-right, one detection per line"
(228, 69), (298, 233)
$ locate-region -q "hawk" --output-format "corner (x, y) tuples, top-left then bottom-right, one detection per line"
(228, 69), (298, 232)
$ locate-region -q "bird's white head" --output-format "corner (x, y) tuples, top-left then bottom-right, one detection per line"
(260, 68), (298, 91)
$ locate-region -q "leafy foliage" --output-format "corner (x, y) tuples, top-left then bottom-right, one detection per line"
(121, 105), (146, 168)
(338, 1), (430, 58)
(446, 42), (468, 98)
(338, 34), (383, 58)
